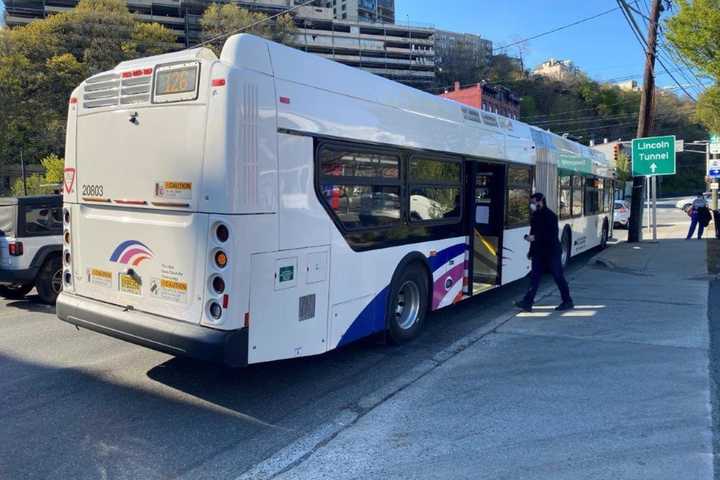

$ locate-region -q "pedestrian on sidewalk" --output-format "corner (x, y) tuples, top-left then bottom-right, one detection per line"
(515, 192), (574, 312)
(686, 193), (711, 240)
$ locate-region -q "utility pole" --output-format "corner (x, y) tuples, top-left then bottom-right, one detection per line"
(627, 0), (662, 243)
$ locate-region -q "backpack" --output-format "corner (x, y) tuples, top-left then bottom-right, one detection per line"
(698, 206), (712, 227)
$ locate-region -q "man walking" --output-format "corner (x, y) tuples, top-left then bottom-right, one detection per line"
(515, 192), (574, 312)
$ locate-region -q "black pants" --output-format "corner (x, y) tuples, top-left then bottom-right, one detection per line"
(523, 254), (572, 305)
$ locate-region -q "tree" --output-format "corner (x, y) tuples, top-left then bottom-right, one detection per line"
(200, 4), (297, 55)
(616, 151), (631, 182)
(11, 154), (66, 196)
(435, 40), (485, 91)
(0, 0), (175, 170)
(666, 0), (720, 132)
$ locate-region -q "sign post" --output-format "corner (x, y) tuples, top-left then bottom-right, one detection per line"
(632, 135), (677, 240)
(709, 134), (720, 210)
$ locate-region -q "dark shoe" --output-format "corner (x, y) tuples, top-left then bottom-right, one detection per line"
(555, 301), (574, 311)
(515, 300), (532, 312)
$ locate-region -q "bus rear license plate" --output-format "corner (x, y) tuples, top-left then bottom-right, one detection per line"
(119, 273), (142, 296)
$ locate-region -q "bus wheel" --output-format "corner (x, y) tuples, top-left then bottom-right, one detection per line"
(36, 255), (62, 305)
(600, 221), (609, 250)
(560, 230), (571, 270)
(387, 263), (429, 344)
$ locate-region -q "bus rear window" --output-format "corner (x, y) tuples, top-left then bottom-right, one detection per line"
(153, 62), (200, 103)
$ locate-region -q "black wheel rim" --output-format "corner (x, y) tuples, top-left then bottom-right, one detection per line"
(51, 269), (62, 294)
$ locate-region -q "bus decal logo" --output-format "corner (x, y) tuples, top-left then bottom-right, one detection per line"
(109, 240), (154, 266)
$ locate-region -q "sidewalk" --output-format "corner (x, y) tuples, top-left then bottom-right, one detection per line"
(272, 240), (713, 480)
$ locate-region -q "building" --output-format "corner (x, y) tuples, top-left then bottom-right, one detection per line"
(440, 81), (520, 120)
(533, 58), (580, 82)
(319, 0), (394, 23)
(294, 5), (434, 90)
(614, 79), (641, 92)
(434, 29), (492, 71)
(3, 0), (433, 90)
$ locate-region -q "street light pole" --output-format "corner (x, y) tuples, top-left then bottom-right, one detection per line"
(709, 144), (718, 210)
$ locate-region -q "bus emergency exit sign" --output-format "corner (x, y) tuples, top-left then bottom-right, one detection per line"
(631, 135), (676, 176)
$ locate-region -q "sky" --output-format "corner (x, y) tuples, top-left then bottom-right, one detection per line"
(396, 0), (684, 90)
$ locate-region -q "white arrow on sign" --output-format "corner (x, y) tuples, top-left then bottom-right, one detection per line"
(650, 163), (657, 173)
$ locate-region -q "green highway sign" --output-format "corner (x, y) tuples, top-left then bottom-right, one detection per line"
(631, 135), (676, 176)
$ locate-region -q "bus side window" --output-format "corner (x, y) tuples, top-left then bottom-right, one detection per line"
(558, 175), (572, 220)
(506, 165), (534, 227)
(571, 175), (584, 218)
(318, 146), (401, 230)
(408, 157), (462, 223)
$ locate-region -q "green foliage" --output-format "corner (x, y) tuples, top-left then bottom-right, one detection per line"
(41, 154), (65, 184)
(695, 84), (720, 133)
(616, 151), (631, 182)
(666, 0), (720, 79)
(11, 154), (65, 196)
(0, 0), (175, 171)
(666, 0), (720, 133)
(200, 4), (296, 55)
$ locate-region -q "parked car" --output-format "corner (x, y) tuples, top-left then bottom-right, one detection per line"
(0, 195), (63, 304)
(614, 200), (630, 228)
(676, 192), (711, 212)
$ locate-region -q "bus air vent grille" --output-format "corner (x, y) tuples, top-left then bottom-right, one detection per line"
(83, 72), (151, 109)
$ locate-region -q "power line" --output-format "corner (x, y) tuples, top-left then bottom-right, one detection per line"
(535, 103), (695, 128)
(562, 108), (698, 136)
(493, 6), (620, 53)
(616, 0), (697, 101)
(630, 0), (705, 94)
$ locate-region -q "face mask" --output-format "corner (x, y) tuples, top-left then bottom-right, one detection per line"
(529, 203), (537, 212)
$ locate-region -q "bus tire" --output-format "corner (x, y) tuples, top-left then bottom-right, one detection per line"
(560, 229), (572, 270)
(386, 262), (429, 344)
(0, 283), (34, 300)
(600, 220), (609, 250)
(36, 255), (62, 305)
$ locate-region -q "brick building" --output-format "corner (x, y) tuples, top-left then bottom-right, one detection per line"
(440, 81), (520, 120)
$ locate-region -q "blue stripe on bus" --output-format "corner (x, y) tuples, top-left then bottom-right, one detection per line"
(428, 243), (466, 272)
(337, 286), (389, 348)
(337, 241), (467, 348)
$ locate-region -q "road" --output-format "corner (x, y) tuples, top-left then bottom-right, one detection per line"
(613, 196), (696, 241)
(0, 203), (692, 479)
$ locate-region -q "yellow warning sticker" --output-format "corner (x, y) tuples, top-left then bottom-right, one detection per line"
(156, 181), (192, 200)
(150, 277), (188, 303)
(88, 268), (112, 288)
(119, 273), (141, 296)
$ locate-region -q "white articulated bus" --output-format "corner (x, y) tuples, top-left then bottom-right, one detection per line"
(57, 35), (614, 367)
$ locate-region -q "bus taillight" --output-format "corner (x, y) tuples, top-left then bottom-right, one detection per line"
(63, 207), (73, 289)
(214, 250), (228, 269)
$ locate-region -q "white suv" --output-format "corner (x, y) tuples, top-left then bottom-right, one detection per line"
(0, 195), (63, 304)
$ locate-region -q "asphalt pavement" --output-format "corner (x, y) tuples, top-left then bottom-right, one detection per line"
(0, 202), (704, 479)
(0, 249), (596, 479)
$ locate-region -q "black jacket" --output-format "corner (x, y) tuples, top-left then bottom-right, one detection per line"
(529, 207), (562, 259)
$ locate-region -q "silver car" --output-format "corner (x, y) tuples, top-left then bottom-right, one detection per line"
(614, 200), (630, 228)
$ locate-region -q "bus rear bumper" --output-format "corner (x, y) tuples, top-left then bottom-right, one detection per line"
(56, 292), (248, 367)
